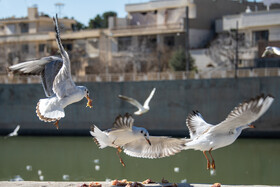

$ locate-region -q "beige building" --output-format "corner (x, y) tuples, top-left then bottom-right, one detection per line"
(0, 0), (277, 76)
(0, 6), (76, 73)
(214, 6), (280, 68)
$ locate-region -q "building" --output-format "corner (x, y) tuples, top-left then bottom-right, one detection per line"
(0, 6), (76, 74)
(215, 5), (280, 69)
(1, 0), (278, 77)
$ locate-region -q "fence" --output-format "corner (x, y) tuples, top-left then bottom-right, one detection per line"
(1, 68), (280, 84)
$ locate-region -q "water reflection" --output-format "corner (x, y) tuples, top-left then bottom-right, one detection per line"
(0, 136), (279, 185)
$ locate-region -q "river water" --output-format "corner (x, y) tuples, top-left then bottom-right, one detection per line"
(0, 136), (279, 185)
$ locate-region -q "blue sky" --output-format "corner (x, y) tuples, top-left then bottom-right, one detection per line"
(0, 0), (263, 26)
(0, 0), (148, 25)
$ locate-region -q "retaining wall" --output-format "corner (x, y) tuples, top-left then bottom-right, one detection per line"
(0, 77), (279, 137)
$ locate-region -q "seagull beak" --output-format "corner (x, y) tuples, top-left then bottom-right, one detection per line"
(145, 138), (151, 146)
(248, 124), (255, 128)
(86, 94), (93, 108)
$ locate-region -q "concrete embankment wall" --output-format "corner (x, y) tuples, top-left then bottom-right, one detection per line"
(0, 77), (279, 137)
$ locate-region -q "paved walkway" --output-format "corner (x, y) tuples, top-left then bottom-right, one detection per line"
(0, 182), (277, 187)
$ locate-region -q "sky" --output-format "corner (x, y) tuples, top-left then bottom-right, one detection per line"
(0, 0), (150, 25)
(0, 0), (263, 26)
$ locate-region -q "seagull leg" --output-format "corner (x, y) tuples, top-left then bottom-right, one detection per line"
(209, 148), (215, 170)
(53, 120), (59, 129)
(203, 151), (210, 170)
(116, 146), (125, 167)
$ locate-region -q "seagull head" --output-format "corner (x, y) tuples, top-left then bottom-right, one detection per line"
(79, 86), (93, 108)
(136, 127), (151, 146)
(262, 46), (274, 57)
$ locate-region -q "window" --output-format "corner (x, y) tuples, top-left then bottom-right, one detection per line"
(138, 35), (157, 52)
(39, 44), (45, 53)
(6, 24), (16, 35)
(164, 36), (175, 47)
(20, 23), (29, 33)
(118, 37), (132, 51)
(63, 44), (73, 51)
(21, 44), (29, 53)
(252, 30), (268, 45)
(88, 38), (99, 49)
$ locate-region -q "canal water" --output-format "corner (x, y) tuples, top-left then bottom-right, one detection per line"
(0, 136), (279, 185)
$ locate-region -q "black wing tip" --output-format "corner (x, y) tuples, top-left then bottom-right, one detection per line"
(124, 112), (132, 118)
(266, 93), (275, 99)
(115, 113), (132, 121)
(90, 125), (95, 132)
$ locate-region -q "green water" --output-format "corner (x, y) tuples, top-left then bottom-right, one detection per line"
(0, 136), (279, 185)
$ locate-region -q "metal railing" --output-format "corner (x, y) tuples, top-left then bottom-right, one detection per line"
(1, 68), (280, 84)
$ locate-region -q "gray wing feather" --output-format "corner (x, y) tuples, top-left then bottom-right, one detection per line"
(118, 95), (143, 109)
(41, 59), (63, 97)
(112, 113), (134, 129)
(8, 56), (63, 97)
(186, 111), (213, 139)
(123, 136), (188, 159)
(210, 94), (274, 133)
(51, 15), (76, 99)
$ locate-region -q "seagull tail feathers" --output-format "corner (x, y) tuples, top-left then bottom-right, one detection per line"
(90, 125), (109, 149)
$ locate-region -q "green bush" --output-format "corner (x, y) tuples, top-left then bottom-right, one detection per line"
(169, 49), (196, 71)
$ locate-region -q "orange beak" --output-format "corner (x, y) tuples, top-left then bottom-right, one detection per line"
(86, 94), (93, 108)
(248, 124), (255, 128)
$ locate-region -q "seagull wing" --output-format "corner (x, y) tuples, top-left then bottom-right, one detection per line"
(186, 111), (213, 139)
(8, 56), (63, 97)
(210, 94), (274, 134)
(143, 88), (156, 108)
(8, 125), (20, 137)
(118, 95), (143, 109)
(13, 125), (20, 134)
(52, 15), (76, 99)
(112, 113), (134, 130)
(123, 136), (188, 159)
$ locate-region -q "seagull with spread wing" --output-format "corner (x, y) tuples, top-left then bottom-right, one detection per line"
(184, 94), (274, 170)
(262, 46), (280, 57)
(5, 125), (20, 138)
(90, 113), (187, 166)
(118, 88), (156, 115)
(8, 15), (92, 129)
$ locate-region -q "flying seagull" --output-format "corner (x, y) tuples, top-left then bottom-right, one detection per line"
(8, 15), (93, 129)
(261, 46), (280, 57)
(118, 88), (156, 115)
(184, 94), (274, 170)
(90, 113), (187, 166)
(5, 125), (20, 138)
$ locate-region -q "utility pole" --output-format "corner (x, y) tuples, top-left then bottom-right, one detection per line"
(235, 21), (239, 79)
(55, 3), (64, 18)
(184, 6), (190, 72)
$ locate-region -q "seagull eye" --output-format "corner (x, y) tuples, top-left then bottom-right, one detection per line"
(140, 130), (143, 133)
(144, 134), (147, 136)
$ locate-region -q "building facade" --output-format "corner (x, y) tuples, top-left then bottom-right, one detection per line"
(1, 0), (278, 77)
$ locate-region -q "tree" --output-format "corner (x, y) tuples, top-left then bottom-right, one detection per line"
(88, 11), (117, 29)
(88, 14), (103, 29)
(102, 11), (117, 28)
(169, 49), (196, 71)
(73, 20), (86, 31)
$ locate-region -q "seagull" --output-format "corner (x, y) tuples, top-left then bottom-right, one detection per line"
(90, 113), (187, 166)
(5, 125), (20, 138)
(184, 94), (274, 170)
(261, 46), (280, 57)
(118, 88), (156, 115)
(8, 15), (93, 129)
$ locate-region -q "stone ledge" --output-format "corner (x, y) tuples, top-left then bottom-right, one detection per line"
(0, 182), (276, 187)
